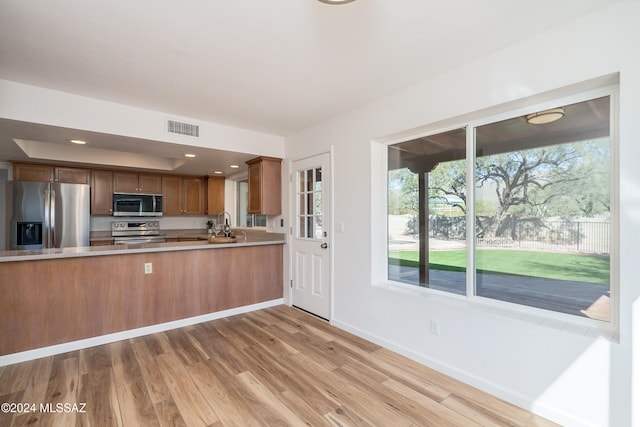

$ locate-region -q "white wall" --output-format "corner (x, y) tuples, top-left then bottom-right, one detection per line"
(0, 79), (286, 234)
(0, 80), (285, 158)
(284, 3), (640, 426)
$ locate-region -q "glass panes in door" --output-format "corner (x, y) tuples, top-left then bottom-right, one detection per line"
(297, 167), (323, 240)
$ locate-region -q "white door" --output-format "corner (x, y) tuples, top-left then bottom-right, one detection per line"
(291, 153), (332, 320)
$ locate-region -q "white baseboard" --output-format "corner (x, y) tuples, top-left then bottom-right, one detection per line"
(330, 317), (594, 427)
(0, 299), (283, 366)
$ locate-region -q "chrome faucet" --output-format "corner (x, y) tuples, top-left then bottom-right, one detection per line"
(217, 212), (232, 237)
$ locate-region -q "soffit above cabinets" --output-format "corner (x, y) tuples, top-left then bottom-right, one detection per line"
(0, 118), (256, 176)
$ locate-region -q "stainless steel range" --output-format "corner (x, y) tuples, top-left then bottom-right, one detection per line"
(111, 220), (166, 245)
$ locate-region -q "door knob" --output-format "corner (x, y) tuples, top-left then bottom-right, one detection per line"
(321, 243), (328, 249)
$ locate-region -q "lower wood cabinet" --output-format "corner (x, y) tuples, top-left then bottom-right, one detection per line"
(0, 244), (284, 355)
(90, 240), (114, 246)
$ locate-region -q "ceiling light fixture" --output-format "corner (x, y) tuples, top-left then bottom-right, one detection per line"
(184, 153), (196, 158)
(69, 139), (87, 145)
(317, 0), (356, 4)
(213, 171), (223, 174)
(526, 107), (565, 125)
(230, 164), (240, 169)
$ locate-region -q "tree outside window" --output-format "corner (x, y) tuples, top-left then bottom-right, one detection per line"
(387, 95), (612, 322)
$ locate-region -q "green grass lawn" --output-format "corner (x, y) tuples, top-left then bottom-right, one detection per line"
(388, 249), (610, 285)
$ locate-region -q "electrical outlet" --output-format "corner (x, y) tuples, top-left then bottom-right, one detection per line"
(144, 263), (152, 274)
(430, 319), (440, 335)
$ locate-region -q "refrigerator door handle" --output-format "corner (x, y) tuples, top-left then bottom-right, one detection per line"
(48, 187), (55, 248)
(43, 185), (50, 248)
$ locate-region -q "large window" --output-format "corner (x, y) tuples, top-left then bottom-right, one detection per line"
(387, 92), (613, 323)
(388, 128), (467, 295)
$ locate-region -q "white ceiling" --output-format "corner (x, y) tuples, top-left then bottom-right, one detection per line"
(0, 0), (622, 175)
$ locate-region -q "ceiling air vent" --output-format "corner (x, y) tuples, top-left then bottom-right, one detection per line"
(167, 120), (199, 137)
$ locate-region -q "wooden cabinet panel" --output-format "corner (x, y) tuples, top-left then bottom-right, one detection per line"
(139, 174), (162, 193)
(113, 171), (139, 192)
(163, 175), (205, 215)
(90, 240), (114, 246)
(207, 176), (225, 215)
(253, 244), (284, 301)
(91, 170), (113, 215)
(0, 244), (284, 355)
(162, 175), (183, 215)
(183, 177), (205, 215)
(13, 163), (91, 184)
(246, 157), (282, 215)
(12, 162), (53, 182)
(247, 161), (262, 214)
(114, 172), (162, 193)
(55, 166), (90, 184)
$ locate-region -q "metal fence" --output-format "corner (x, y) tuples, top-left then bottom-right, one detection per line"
(428, 215), (610, 255)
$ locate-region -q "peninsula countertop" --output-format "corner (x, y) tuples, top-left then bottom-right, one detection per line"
(0, 230), (286, 263)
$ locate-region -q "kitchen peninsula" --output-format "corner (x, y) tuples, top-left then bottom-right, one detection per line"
(0, 232), (285, 358)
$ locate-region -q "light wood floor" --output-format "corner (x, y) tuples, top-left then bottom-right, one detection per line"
(0, 305), (558, 426)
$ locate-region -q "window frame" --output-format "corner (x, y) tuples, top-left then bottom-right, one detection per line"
(236, 179), (267, 229)
(372, 84), (619, 336)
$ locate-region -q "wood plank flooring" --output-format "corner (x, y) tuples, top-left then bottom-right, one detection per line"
(0, 306), (559, 426)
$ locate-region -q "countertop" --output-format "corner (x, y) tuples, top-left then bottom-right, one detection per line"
(0, 229), (286, 263)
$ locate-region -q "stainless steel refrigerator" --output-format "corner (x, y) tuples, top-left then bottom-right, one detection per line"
(6, 181), (90, 250)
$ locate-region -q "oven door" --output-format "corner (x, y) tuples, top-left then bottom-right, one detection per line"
(113, 236), (166, 245)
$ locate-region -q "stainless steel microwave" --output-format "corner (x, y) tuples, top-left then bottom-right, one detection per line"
(113, 193), (163, 217)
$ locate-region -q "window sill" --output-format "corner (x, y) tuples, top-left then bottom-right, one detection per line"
(374, 279), (618, 342)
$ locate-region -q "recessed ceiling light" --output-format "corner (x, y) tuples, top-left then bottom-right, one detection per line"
(184, 153), (196, 158)
(230, 164), (240, 169)
(69, 139), (87, 145)
(213, 171), (223, 174)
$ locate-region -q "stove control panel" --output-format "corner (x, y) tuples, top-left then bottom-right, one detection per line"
(111, 221), (161, 236)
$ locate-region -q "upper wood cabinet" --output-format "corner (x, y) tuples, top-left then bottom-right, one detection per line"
(183, 177), (206, 215)
(12, 162), (54, 182)
(162, 175), (182, 215)
(91, 170), (113, 215)
(12, 162), (91, 184)
(113, 171), (162, 194)
(55, 166), (91, 184)
(207, 176), (225, 216)
(246, 157), (282, 215)
(162, 175), (205, 215)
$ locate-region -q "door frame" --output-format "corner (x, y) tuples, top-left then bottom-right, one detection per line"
(287, 148), (334, 321)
